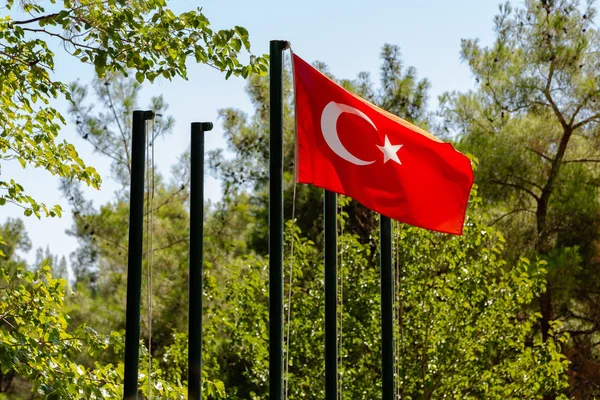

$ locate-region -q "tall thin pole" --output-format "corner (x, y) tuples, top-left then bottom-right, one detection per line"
(324, 190), (338, 399)
(188, 122), (213, 400)
(380, 215), (394, 399)
(269, 39), (288, 400)
(124, 110), (155, 400)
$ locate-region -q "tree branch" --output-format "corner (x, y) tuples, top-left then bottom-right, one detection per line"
(527, 147), (553, 162)
(0, 50), (32, 66)
(565, 327), (598, 337)
(573, 112), (600, 130)
(568, 92), (596, 126)
(21, 28), (99, 51)
(490, 178), (540, 200)
(104, 84), (131, 175)
(563, 158), (600, 164)
(148, 183), (189, 214)
(542, 62), (569, 130)
(489, 208), (535, 226)
(12, 13), (59, 25)
(509, 174), (543, 190)
(151, 237), (189, 253)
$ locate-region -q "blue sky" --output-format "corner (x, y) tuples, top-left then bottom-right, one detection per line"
(2, 0), (501, 271)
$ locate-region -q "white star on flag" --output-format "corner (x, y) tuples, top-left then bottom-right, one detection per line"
(376, 135), (403, 164)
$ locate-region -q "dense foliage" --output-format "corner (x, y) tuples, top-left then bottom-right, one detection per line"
(1, 0), (599, 398)
(0, 0), (267, 220)
(440, 0), (600, 395)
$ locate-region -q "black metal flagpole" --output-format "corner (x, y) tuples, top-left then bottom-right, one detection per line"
(380, 215), (394, 399)
(269, 39), (289, 400)
(124, 110), (155, 400)
(324, 190), (338, 399)
(188, 122), (213, 400)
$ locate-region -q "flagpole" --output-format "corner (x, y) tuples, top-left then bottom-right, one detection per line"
(188, 122), (213, 400)
(124, 110), (154, 400)
(269, 39), (288, 400)
(380, 215), (394, 399)
(324, 190), (338, 399)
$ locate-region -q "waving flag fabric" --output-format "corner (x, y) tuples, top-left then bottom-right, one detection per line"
(293, 54), (474, 235)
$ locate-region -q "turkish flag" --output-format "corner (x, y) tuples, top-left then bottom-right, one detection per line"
(293, 54), (474, 235)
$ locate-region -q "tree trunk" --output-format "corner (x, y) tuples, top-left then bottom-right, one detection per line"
(535, 126), (573, 400)
(536, 188), (553, 343)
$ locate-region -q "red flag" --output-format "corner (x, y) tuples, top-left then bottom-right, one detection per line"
(293, 54), (474, 235)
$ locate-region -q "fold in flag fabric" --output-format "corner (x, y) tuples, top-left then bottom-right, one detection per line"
(292, 53), (474, 235)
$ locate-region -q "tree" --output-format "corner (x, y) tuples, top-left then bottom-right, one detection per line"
(203, 197), (569, 399)
(58, 72), (192, 349)
(62, 71), (176, 287)
(69, 72), (175, 189)
(33, 246), (68, 280)
(439, 0), (600, 395)
(0, 0), (267, 219)
(0, 219), (30, 275)
(0, 264), (225, 399)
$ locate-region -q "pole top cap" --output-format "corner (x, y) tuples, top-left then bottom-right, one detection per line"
(270, 40), (290, 50)
(192, 122), (213, 132)
(133, 110), (155, 120)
